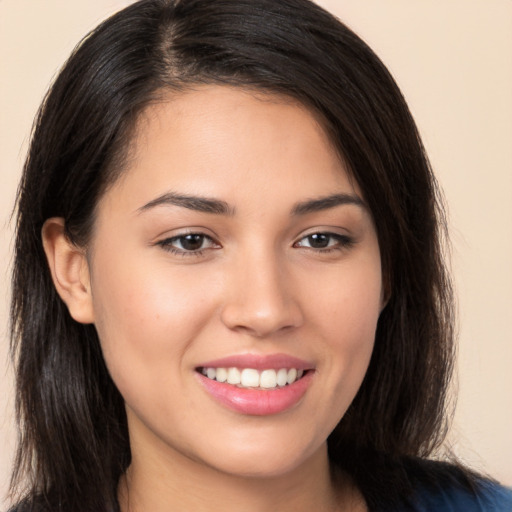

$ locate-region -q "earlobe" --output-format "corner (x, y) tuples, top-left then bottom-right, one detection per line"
(42, 218), (95, 324)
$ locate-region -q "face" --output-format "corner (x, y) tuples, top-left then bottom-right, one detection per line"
(85, 86), (383, 478)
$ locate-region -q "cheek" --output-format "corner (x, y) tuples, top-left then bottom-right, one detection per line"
(310, 252), (383, 341)
(88, 251), (215, 395)
(308, 255), (382, 398)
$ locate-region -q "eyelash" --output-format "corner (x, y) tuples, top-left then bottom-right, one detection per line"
(156, 233), (219, 257)
(293, 232), (354, 253)
(156, 231), (354, 257)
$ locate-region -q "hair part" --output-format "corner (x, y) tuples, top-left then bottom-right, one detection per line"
(11, 1), (455, 510)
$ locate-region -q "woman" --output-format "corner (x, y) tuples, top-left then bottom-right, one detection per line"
(8, 0), (512, 510)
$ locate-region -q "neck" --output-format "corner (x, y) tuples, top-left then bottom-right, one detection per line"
(118, 441), (362, 512)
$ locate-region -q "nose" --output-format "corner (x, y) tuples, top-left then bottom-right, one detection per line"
(220, 249), (304, 338)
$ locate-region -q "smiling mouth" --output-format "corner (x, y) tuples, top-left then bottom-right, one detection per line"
(197, 367), (307, 390)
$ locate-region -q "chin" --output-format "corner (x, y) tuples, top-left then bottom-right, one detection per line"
(195, 437), (326, 480)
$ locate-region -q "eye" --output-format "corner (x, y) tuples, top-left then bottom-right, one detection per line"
(156, 233), (219, 255)
(294, 232), (353, 251)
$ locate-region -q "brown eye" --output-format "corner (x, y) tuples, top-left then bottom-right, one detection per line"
(157, 233), (219, 255)
(294, 232), (353, 251)
(306, 233), (330, 249)
(178, 234), (206, 251)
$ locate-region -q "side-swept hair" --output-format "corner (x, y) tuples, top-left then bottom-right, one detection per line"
(10, 1), (454, 510)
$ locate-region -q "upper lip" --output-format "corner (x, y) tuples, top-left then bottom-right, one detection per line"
(197, 353), (314, 371)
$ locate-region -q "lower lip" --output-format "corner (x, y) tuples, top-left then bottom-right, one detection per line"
(197, 371), (313, 416)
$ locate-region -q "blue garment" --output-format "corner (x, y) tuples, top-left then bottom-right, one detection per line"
(410, 477), (512, 511)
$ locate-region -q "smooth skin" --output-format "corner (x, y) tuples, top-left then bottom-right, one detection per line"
(43, 86), (383, 511)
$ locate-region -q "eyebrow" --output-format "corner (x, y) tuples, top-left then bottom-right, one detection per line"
(137, 192), (235, 215)
(137, 191), (365, 216)
(291, 193), (365, 215)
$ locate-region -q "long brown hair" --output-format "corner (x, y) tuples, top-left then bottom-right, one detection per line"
(11, 1), (454, 510)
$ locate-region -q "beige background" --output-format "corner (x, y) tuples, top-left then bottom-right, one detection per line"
(1, 0), (511, 506)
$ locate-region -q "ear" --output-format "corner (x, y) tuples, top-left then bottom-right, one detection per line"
(42, 218), (95, 324)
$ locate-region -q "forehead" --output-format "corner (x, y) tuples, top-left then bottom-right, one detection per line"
(103, 85), (360, 213)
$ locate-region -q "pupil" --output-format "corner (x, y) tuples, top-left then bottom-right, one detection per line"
(181, 234), (204, 250)
(308, 233), (329, 248)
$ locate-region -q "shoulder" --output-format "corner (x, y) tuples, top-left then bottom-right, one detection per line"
(411, 478), (512, 511)
(402, 457), (512, 511)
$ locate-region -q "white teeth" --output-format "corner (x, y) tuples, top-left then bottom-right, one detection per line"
(216, 367), (227, 383)
(276, 368), (288, 387)
(241, 368), (260, 387)
(227, 367), (241, 385)
(260, 369), (277, 389)
(201, 366), (306, 389)
(286, 368), (297, 385)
